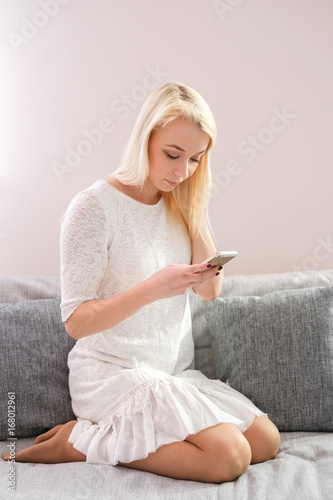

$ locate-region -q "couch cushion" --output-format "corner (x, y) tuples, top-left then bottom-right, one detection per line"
(205, 285), (333, 431)
(191, 270), (333, 378)
(0, 298), (76, 439)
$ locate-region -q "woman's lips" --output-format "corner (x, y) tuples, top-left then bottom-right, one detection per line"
(165, 179), (180, 187)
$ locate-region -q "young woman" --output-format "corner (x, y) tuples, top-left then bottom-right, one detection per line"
(2, 82), (280, 483)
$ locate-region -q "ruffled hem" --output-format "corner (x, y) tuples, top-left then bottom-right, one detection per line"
(68, 376), (265, 465)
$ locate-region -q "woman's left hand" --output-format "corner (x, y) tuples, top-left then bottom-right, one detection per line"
(191, 232), (224, 301)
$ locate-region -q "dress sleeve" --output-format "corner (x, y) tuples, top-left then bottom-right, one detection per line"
(60, 191), (110, 322)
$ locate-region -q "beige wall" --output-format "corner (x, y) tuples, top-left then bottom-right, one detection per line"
(1, 0), (332, 276)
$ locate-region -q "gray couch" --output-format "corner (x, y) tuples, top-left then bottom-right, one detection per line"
(1, 270), (333, 500)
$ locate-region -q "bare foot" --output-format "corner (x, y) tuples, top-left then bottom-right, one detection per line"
(2, 420), (85, 463)
(35, 424), (64, 444)
(2, 424), (65, 460)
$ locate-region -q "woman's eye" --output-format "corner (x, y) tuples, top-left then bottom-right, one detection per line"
(165, 152), (179, 160)
(191, 158), (200, 164)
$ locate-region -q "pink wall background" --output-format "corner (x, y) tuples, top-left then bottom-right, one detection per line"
(1, 0), (332, 276)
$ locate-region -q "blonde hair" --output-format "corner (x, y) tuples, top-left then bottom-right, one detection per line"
(114, 81), (217, 239)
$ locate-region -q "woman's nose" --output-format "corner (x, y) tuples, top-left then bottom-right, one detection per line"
(174, 160), (189, 180)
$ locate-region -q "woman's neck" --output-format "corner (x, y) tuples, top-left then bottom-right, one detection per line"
(106, 176), (162, 205)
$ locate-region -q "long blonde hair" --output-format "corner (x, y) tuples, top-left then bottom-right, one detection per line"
(114, 81), (217, 239)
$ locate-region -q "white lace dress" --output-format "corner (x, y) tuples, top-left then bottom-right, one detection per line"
(60, 179), (264, 465)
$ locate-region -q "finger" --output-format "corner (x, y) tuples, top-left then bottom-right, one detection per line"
(185, 267), (220, 286)
(190, 262), (214, 274)
(195, 265), (223, 283)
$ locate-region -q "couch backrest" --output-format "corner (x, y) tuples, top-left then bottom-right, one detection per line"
(1, 270), (333, 381)
(0, 275), (60, 303)
(2, 270), (333, 304)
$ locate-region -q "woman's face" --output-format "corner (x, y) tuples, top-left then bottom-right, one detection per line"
(147, 117), (210, 194)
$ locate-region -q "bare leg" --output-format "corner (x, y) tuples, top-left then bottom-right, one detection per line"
(2, 421), (85, 464)
(1, 417), (280, 481)
(243, 416), (280, 464)
(120, 423), (252, 483)
(2, 421), (250, 482)
(121, 417), (280, 482)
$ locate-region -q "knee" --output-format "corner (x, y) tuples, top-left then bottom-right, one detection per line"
(264, 421), (281, 461)
(245, 417), (281, 464)
(222, 431), (252, 482)
(268, 422), (280, 457)
(207, 425), (252, 483)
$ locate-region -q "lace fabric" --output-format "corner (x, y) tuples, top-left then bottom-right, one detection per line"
(61, 180), (265, 465)
(68, 373), (264, 465)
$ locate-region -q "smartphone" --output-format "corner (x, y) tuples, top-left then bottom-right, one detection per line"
(203, 251), (238, 267)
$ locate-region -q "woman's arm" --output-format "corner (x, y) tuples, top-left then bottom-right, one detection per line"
(191, 231), (223, 301)
(65, 261), (219, 340)
(65, 280), (153, 340)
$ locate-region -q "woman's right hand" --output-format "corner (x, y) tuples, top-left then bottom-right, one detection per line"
(146, 262), (221, 301)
